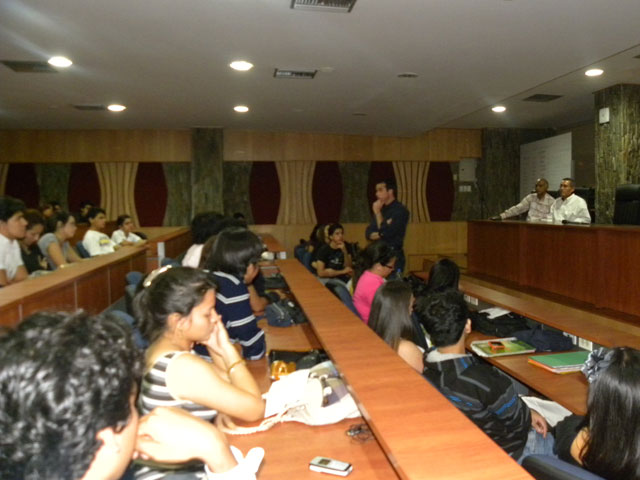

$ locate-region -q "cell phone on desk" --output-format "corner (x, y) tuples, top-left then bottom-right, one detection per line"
(488, 340), (506, 352)
(309, 456), (353, 476)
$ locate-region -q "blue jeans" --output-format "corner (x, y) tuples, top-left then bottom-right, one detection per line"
(518, 428), (556, 464)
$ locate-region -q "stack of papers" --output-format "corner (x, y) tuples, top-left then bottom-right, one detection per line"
(528, 351), (590, 374)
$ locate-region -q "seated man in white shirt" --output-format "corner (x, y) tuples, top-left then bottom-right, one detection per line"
(82, 207), (119, 256)
(0, 195), (28, 286)
(492, 178), (555, 222)
(111, 214), (147, 247)
(550, 178), (592, 224)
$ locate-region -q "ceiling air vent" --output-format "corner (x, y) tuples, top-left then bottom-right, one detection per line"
(273, 68), (317, 79)
(290, 0), (357, 13)
(73, 104), (107, 111)
(1, 60), (57, 73)
(522, 94), (563, 103)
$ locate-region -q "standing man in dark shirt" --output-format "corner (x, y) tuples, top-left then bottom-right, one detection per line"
(365, 179), (409, 274)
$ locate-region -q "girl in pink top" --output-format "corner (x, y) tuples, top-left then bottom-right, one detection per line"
(352, 241), (397, 323)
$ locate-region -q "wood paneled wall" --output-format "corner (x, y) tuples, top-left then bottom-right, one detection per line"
(251, 221), (467, 271)
(224, 128), (482, 162)
(0, 130), (192, 163)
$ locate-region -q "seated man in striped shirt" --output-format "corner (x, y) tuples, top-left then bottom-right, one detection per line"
(417, 290), (555, 462)
(492, 178), (554, 222)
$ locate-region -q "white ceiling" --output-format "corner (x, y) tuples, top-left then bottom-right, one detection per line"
(1, 0), (639, 136)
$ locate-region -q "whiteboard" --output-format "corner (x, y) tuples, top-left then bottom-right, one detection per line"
(520, 132), (572, 199)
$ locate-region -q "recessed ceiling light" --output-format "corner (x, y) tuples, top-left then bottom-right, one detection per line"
(107, 104), (126, 112)
(230, 61), (253, 71)
(48, 56), (72, 68)
(492, 105), (506, 113)
(234, 105), (249, 113)
(585, 68), (603, 77)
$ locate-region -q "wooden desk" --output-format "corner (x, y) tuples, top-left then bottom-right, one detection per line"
(138, 226), (191, 271)
(231, 320), (398, 479)
(412, 270), (640, 350)
(258, 233), (287, 259)
(0, 246), (147, 328)
(467, 333), (588, 416)
(468, 220), (640, 319)
(276, 260), (531, 480)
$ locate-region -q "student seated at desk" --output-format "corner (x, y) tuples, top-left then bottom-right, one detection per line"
(134, 266), (265, 479)
(183, 211), (223, 268)
(0, 195), (28, 286)
(418, 290), (554, 462)
(369, 281), (423, 373)
(352, 240), (396, 324)
(82, 207), (119, 256)
(201, 228), (267, 360)
(555, 347), (640, 479)
(425, 258), (460, 293)
(315, 223), (353, 285)
(38, 211), (83, 270)
(19, 209), (47, 274)
(111, 214), (147, 247)
(0, 311), (261, 480)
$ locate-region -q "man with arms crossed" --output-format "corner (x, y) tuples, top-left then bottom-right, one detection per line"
(492, 178), (554, 222)
(550, 177), (591, 224)
(366, 179), (409, 274)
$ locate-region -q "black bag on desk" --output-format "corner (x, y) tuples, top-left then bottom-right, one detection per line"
(268, 349), (329, 369)
(514, 325), (574, 352)
(263, 273), (287, 290)
(471, 311), (530, 337)
(265, 299), (307, 327)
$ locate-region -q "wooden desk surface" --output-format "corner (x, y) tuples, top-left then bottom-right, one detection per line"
(0, 246), (147, 327)
(276, 259), (532, 480)
(467, 333), (588, 416)
(231, 320), (398, 479)
(468, 220), (640, 318)
(258, 233), (286, 255)
(460, 275), (640, 350)
(412, 270), (640, 350)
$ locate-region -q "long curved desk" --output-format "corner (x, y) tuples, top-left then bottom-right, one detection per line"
(267, 260), (531, 480)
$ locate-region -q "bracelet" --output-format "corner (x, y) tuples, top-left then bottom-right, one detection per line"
(226, 359), (246, 375)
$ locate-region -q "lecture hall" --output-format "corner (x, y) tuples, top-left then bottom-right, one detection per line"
(1, 1), (640, 479)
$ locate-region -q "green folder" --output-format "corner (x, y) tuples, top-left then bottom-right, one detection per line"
(528, 351), (590, 368)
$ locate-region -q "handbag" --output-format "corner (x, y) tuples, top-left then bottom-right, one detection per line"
(264, 299), (307, 327)
(217, 361), (361, 435)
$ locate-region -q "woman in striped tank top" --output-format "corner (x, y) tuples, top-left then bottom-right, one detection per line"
(133, 267), (265, 479)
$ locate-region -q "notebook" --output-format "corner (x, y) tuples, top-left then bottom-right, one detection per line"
(528, 351), (590, 374)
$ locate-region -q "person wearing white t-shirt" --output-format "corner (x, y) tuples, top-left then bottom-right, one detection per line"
(111, 214), (147, 247)
(82, 207), (119, 256)
(0, 196), (28, 286)
(551, 178), (592, 224)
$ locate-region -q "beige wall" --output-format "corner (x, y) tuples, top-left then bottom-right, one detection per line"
(251, 221), (467, 271)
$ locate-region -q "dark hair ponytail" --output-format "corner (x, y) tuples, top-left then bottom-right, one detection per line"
(133, 267), (217, 343)
(353, 240), (396, 287)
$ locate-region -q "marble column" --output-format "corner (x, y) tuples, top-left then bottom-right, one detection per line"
(594, 84), (640, 223)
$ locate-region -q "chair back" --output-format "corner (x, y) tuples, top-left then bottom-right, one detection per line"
(76, 241), (90, 258)
(325, 279), (360, 318)
(521, 455), (606, 480)
(613, 184), (640, 225)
